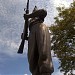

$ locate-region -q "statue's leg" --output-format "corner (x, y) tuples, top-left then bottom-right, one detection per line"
(35, 23), (54, 74)
(32, 66), (40, 75)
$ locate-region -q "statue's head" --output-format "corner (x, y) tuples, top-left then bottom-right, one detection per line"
(32, 6), (47, 21)
(29, 6), (47, 24)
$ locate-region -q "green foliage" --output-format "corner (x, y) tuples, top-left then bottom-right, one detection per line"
(50, 1), (75, 74)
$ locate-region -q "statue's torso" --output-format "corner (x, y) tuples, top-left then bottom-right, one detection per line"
(28, 22), (54, 74)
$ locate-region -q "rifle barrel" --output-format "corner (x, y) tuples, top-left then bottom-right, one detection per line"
(17, 0), (29, 54)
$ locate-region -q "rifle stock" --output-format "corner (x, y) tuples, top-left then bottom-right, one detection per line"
(17, 39), (25, 53)
(17, 0), (29, 54)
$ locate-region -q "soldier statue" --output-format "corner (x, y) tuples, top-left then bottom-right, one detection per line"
(24, 6), (54, 75)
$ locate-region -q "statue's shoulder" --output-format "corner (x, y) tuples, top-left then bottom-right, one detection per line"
(39, 23), (48, 30)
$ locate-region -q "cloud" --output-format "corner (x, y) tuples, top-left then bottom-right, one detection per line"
(0, 2), (7, 17)
(24, 74), (28, 75)
(53, 0), (73, 7)
(0, 39), (18, 49)
(0, 39), (28, 57)
(0, 0), (52, 58)
(73, 70), (75, 74)
(0, 0), (28, 57)
(0, 0), (73, 58)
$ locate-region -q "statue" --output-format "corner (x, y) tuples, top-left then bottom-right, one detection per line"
(24, 6), (54, 75)
(17, 0), (54, 74)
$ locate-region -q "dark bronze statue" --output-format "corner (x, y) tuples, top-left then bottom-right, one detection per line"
(24, 6), (54, 75)
(17, 0), (54, 74)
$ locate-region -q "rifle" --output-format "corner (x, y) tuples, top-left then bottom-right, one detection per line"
(17, 0), (29, 54)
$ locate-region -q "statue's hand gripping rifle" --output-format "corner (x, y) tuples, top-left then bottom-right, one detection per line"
(17, 0), (29, 54)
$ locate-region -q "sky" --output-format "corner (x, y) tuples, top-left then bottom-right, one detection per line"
(0, 0), (74, 75)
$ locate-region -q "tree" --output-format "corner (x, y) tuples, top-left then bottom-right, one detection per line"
(50, 1), (75, 74)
